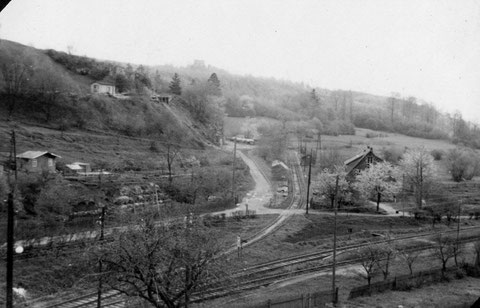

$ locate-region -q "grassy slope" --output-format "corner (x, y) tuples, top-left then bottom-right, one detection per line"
(224, 117), (455, 151)
(0, 40), (90, 94)
(0, 100), (216, 168)
(0, 40), (223, 167)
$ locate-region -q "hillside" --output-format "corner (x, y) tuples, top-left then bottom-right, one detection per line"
(0, 40), (221, 165)
(1, 39), (479, 157)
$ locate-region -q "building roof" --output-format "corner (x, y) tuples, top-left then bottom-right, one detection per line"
(91, 80), (115, 86)
(73, 162), (90, 166)
(16, 151), (61, 159)
(66, 164), (83, 170)
(272, 160), (289, 170)
(153, 93), (172, 98)
(344, 147), (381, 175)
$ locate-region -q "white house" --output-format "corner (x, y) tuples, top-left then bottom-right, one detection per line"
(90, 81), (116, 95)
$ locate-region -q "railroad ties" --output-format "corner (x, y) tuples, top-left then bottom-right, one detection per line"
(43, 290), (123, 308)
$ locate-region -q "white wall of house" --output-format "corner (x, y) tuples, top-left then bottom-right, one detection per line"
(91, 83), (116, 95)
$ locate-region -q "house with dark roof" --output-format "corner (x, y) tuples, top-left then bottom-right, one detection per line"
(90, 80), (116, 95)
(344, 147), (383, 177)
(16, 151), (61, 173)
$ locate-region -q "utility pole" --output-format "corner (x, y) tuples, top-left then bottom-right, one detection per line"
(316, 132), (321, 153)
(401, 174), (405, 217)
(97, 170), (106, 308)
(455, 200), (461, 266)
(331, 174), (339, 305)
(306, 149), (313, 215)
(6, 130), (17, 308)
(232, 138), (237, 205)
(97, 204), (106, 308)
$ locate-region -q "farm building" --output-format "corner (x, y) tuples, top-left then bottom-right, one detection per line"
(151, 94), (172, 104)
(272, 160), (289, 180)
(90, 80), (116, 95)
(65, 162), (91, 175)
(344, 147), (383, 177)
(16, 151), (61, 173)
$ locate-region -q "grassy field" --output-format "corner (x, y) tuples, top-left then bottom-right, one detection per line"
(224, 117), (455, 153)
(227, 213), (445, 268)
(201, 253), (480, 308)
(200, 227), (480, 308)
(202, 211), (480, 307)
(0, 214), (279, 304)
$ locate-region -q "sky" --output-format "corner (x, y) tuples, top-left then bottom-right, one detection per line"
(1, 0), (479, 121)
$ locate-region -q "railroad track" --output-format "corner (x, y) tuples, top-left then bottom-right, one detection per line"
(25, 149), (480, 307)
(43, 290), (123, 308)
(221, 151), (303, 254)
(42, 223), (480, 308)
(38, 151), (304, 307)
(199, 227), (480, 301)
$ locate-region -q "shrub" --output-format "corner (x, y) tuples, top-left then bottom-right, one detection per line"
(431, 149), (444, 161)
(446, 147), (480, 182)
(461, 263), (480, 277)
(381, 146), (404, 163)
(454, 268), (467, 279)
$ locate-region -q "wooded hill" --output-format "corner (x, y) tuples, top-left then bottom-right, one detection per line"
(1, 39), (479, 150)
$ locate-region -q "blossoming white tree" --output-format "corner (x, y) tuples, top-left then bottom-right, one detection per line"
(315, 166), (350, 209)
(354, 161), (401, 212)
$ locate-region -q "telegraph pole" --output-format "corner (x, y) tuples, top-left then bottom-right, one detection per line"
(97, 170), (106, 308)
(306, 149), (313, 215)
(331, 174), (339, 305)
(231, 138), (237, 205)
(96, 205), (106, 308)
(6, 130), (17, 308)
(455, 200), (461, 266)
(6, 192), (14, 308)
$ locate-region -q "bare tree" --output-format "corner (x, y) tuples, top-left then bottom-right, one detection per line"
(0, 54), (34, 118)
(433, 234), (456, 276)
(400, 148), (436, 209)
(99, 213), (227, 308)
(35, 66), (65, 122)
(399, 249), (420, 276)
(474, 241), (480, 267)
(356, 243), (381, 288)
(165, 143), (180, 184)
(162, 129), (182, 184)
(376, 236), (397, 280)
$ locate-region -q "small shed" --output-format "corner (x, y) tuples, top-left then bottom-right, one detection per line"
(344, 147), (383, 177)
(91, 80), (116, 95)
(272, 160), (289, 180)
(16, 151), (61, 173)
(151, 94), (172, 104)
(65, 162), (91, 175)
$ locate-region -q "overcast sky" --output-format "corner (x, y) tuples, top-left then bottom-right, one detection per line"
(1, 0), (479, 121)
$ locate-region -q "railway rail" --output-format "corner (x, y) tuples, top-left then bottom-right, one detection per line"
(17, 148), (480, 307)
(38, 223), (480, 308)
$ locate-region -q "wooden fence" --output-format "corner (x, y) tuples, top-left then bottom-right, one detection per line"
(349, 267), (450, 299)
(257, 289), (338, 308)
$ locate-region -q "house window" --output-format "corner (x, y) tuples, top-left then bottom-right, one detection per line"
(32, 159), (37, 168)
(367, 156), (373, 165)
(48, 158), (53, 167)
(93, 84), (99, 92)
